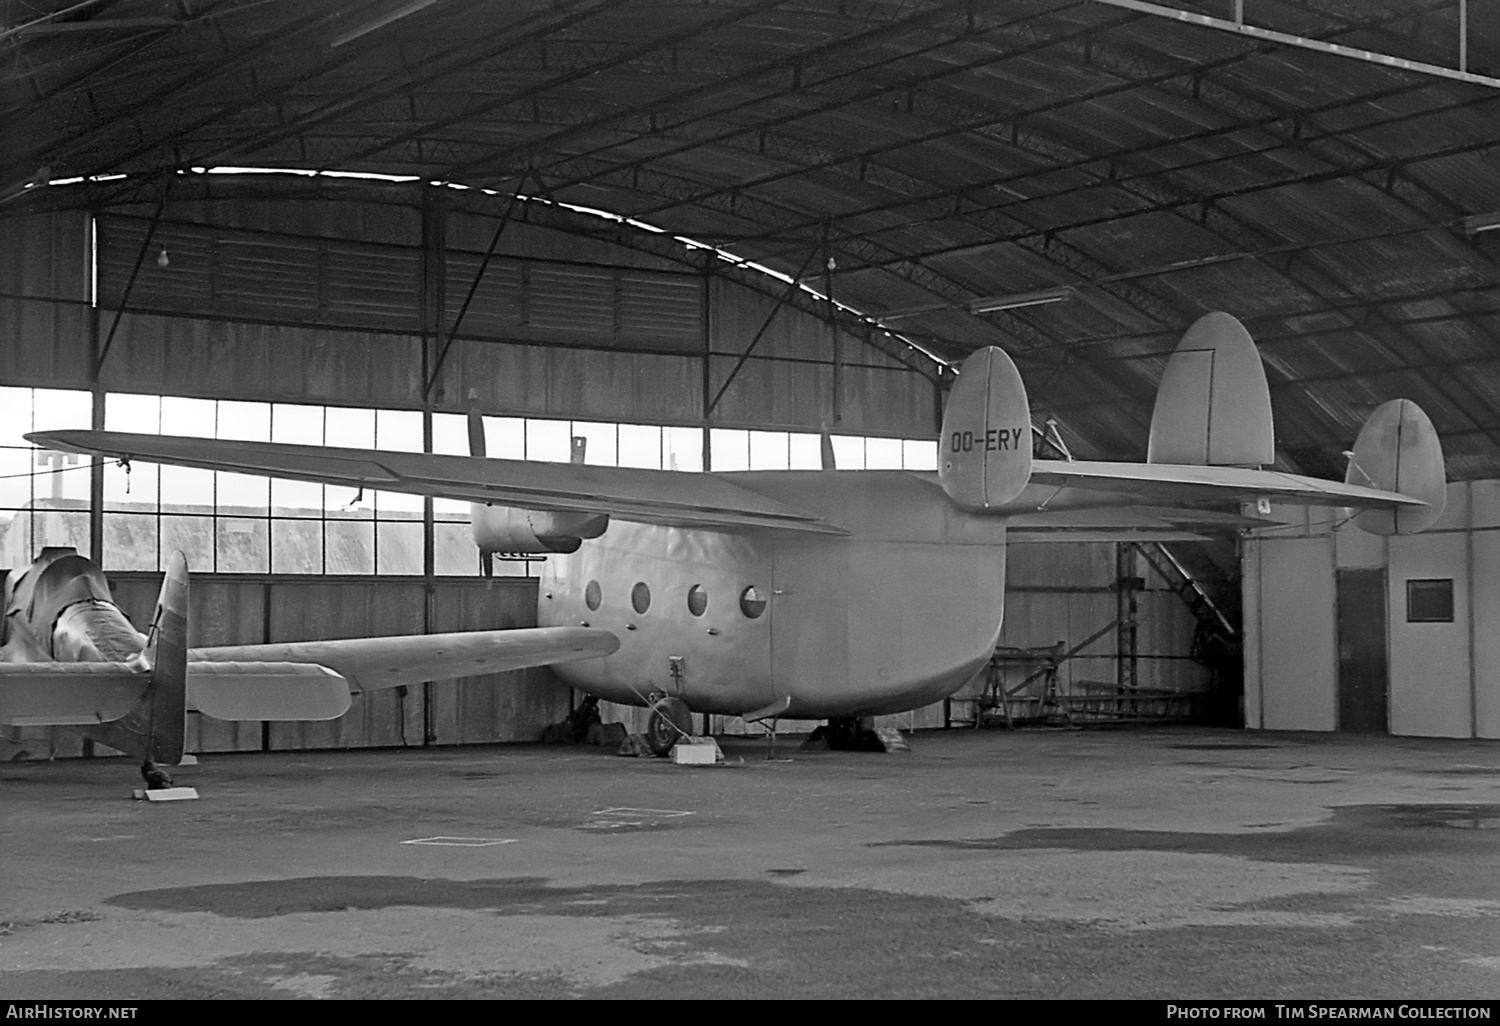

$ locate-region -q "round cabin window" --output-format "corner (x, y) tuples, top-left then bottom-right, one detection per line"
(739, 585), (767, 619)
(687, 584), (708, 617)
(584, 580), (601, 611)
(631, 581), (652, 614)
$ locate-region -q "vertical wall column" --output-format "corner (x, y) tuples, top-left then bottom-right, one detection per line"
(419, 186), (447, 746)
(86, 212), (104, 564)
(700, 259), (713, 472)
(1116, 544), (1141, 697)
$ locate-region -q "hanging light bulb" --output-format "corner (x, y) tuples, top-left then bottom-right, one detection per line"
(156, 245), (169, 268)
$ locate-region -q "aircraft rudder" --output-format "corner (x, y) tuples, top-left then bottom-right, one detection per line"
(1346, 398), (1447, 535)
(1147, 312), (1274, 467)
(144, 550), (190, 764)
(938, 346), (1032, 511)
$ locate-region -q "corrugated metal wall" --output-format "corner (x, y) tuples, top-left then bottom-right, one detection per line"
(0, 210), (93, 389)
(1244, 480), (1500, 738)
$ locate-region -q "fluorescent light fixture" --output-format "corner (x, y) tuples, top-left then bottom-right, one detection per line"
(0, 166), (50, 204)
(969, 286), (1075, 314)
(1464, 212), (1500, 235)
(330, 0), (438, 47)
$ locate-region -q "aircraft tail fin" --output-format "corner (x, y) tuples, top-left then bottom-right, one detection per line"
(938, 345), (1032, 511)
(140, 551), (189, 764)
(466, 389), (487, 458)
(76, 551), (190, 763)
(1344, 399), (1447, 535)
(1147, 312), (1275, 467)
(820, 421), (836, 471)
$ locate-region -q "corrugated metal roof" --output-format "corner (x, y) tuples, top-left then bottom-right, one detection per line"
(2, 0), (1498, 478)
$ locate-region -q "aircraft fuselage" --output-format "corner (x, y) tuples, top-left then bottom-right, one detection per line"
(536, 470), (1010, 719)
(1, 549), (146, 667)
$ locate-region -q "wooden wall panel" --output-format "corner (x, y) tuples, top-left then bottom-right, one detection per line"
(0, 297), (92, 389)
(453, 216), (685, 273)
(265, 581), (426, 750)
(97, 313), (424, 409)
(0, 211), (90, 301)
(426, 579), (571, 744)
(444, 340), (704, 425)
(836, 362), (934, 438)
(708, 354), (829, 430)
(710, 279), (835, 364)
(127, 197), (421, 247)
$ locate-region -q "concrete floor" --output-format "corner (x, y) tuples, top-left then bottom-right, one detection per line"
(3, 725), (1499, 1000)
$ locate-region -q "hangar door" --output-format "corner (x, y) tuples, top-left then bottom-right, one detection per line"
(1336, 569), (1388, 733)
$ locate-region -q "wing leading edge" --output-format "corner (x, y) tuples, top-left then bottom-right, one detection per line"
(1, 628), (618, 729)
(29, 430), (847, 535)
(192, 625), (620, 695)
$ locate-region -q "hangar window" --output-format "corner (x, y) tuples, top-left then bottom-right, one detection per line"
(0, 386), (96, 563)
(1, 385), (935, 579)
(1406, 579), (1454, 623)
(687, 584), (708, 617)
(631, 581), (651, 614)
(585, 580), (601, 611)
(739, 585), (766, 619)
(714, 429), (939, 472)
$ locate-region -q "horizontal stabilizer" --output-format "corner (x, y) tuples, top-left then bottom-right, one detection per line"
(1007, 503), (1275, 541)
(1025, 459), (1427, 510)
(0, 664), (150, 726)
(187, 662), (352, 721)
(191, 625), (620, 694)
(1148, 312), (1274, 467)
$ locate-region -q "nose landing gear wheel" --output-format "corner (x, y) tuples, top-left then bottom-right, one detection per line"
(646, 696), (693, 756)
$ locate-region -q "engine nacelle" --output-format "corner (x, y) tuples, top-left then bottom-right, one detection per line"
(471, 504), (609, 555)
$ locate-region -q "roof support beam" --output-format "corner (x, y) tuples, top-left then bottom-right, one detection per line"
(1090, 0), (1500, 89)
(705, 244), (822, 417)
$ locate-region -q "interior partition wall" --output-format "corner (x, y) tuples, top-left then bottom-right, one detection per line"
(1243, 480), (1500, 738)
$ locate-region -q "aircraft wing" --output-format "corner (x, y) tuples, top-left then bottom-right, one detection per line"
(0, 663), (150, 726)
(190, 625), (620, 696)
(0, 629), (615, 727)
(29, 430), (847, 535)
(1021, 459), (1428, 510)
